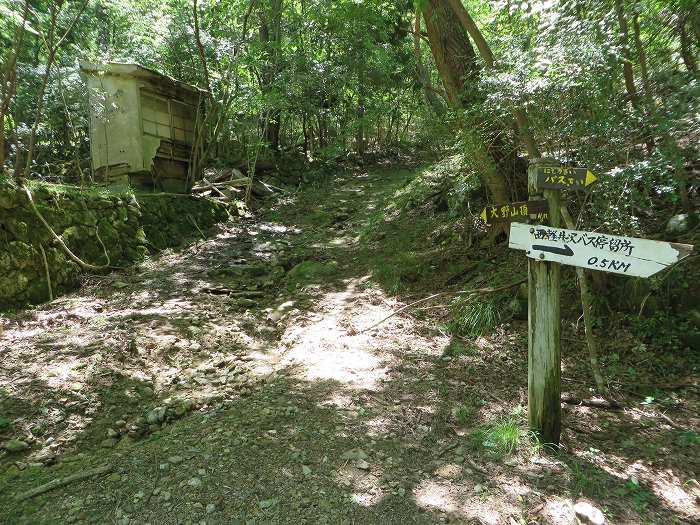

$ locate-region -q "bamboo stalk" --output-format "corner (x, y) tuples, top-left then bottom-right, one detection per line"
(560, 205), (608, 396)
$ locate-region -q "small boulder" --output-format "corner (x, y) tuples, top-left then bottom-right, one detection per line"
(666, 214), (692, 235)
(187, 477), (202, 488)
(574, 501), (605, 525)
(355, 459), (370, 470)
(101, 438), (118, 449)
(146, 407), (166, 425)
(508, 296), (527, 321)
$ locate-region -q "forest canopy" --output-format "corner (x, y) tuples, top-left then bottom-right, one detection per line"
(0, 0), (698, 230)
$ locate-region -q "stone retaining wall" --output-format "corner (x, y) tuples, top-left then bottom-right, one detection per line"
(0, 178), (232, 309)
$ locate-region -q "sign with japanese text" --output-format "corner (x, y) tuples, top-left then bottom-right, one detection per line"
(509, 223), (693, 278)
(480, 200), (549, 225)
(535, 166), (597, 191)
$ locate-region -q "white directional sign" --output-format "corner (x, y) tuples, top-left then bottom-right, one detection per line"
(509, 223), (693, 278)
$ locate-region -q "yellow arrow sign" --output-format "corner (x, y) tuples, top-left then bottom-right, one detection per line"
(585, 170), (597, 186)
(480, 200), (550, 225)
(536, 166), (599, 190)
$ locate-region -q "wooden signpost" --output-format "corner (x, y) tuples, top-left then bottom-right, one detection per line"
(480, 200), (549, 225)
(509, 159), (693, 446)
(524, 161), (562, 445)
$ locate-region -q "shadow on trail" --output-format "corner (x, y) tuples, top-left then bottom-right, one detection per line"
(1, 165), (698, 524)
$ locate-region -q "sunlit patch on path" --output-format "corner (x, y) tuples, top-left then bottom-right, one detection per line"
(1, 167), (698, 525)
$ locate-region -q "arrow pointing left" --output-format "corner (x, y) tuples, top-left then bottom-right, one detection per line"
(532, 244), (574, 257)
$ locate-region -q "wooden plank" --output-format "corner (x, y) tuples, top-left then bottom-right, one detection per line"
(510, 223), (693, 278)
(535, 166), (597, 191)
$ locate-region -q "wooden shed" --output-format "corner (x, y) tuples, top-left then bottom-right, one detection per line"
(79, 61), (204, 193)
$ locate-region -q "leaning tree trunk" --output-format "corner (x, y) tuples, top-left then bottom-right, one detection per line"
(678, 14), (698, 74)
(421, 0), (478, 108)
(421, 0), (517, 204)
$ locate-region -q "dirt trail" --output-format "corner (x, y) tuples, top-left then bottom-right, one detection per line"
(1, 167), (698, 524)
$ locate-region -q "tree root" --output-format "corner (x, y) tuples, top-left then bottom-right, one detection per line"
(38, 243), (53, 301)
(15, 465), (112, 501)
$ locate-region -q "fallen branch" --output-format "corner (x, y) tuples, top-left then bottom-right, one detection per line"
(192, 178), (250, 191)
(200, 287), (264, 297)
(22, 185), (118, 271)
(358, 277), (526, 334)
(561, 396), (621, 410)
(15, 464), (112, 501)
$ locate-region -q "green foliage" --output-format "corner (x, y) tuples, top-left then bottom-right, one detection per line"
(569, 460), (609, 498)
(452, 404), (474, 426)
(614, 478), (653, 512)
(677, 430), (700, 446)
(468, 415), (523, 457)
(286, 260), (339, 290)
(629, 312), (686, 350)
(0, 415), (10, 429)
(371, 251), (429, 295)
(441, 339), (476, 358)
(448, 297), (501, 337)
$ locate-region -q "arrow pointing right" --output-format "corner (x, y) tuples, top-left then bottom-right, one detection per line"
(585, 170), (597, 186)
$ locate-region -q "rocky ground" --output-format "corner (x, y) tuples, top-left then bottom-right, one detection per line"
(0, 165), (699, 524)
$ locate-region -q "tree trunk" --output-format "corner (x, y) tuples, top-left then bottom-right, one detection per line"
(24, 1), (87, 177)
(414, 12), (446, 115)
(678, 14), (697, 73)
(420, 0), (512, 204)
(421, 0), (478, 108)
(95, 1), (109, 52)
(614, 0), (639, 107)
(259, 0), (283, 153)
(614, 0), (656, 152)
(631, 13), (652, 104)
(446, 0), (539, 159)
(302, 111), (309, 155)
(356, 61), (366, 156)
(0, 0), (30, 170)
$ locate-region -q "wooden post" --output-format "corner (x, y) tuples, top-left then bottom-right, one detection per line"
(527, 159), (561, 445)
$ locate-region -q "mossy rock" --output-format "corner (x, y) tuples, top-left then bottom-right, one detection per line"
(7, 241), (35, 269)
(4, 219), (30, 240)
(0, 191), (17, 210)
(287, 260), (338, 289)
(0, 271), (30, 298)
